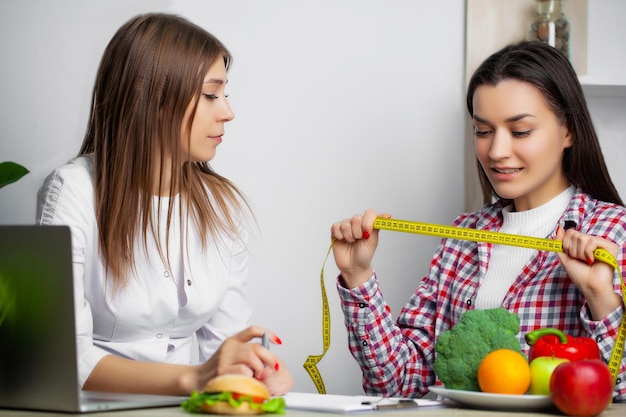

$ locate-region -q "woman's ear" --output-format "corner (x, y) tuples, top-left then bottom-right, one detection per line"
(563, 125), (573, 149)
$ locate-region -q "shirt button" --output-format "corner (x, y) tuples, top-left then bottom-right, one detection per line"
(466, 299), (472, 307)
(596, 335), (603, 343)
(163, 270), (170, 278)
(564, 220), (577, 230)
(187, 279), (192, 286)
(361, 340), (368, 346)
(156, 333), (163, 339)
(358, 303), (366, 308)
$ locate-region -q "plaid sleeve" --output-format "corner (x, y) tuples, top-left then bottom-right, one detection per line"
(335, 210), (487, 398)
(337, 272), (436, 397)
(577, 200), (626, 401)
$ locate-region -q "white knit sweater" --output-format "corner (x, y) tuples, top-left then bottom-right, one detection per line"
(474, 186), (575, 310)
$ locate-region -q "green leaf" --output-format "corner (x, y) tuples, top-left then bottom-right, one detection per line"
(0, 161), (29, 189)
(181, 391), (286, 414)
(262, 397), (286, 414)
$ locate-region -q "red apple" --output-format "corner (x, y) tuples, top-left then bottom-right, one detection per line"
(550, 359), (613, 416)
(528, 356), (570, 395)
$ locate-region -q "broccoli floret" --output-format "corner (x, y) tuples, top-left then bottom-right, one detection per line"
(432, 308), (523, 392)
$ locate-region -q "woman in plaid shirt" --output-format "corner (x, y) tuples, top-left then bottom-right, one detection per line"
(330, 41), (626, 401)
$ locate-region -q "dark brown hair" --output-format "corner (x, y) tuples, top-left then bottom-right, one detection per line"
(466, 41), (623, 207)
(79, 13), (250, 287)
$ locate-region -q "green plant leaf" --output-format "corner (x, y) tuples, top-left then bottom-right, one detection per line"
(0, 161), (29, 189)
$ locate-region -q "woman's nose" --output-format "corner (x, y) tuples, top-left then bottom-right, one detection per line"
(220, 98), (235, 122)
(488, 130), (511, 160)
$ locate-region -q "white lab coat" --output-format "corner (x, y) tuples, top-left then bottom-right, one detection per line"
(37, 155), (251, 387)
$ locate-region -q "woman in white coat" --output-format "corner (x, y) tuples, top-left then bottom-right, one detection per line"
(37, 12), (293, 396)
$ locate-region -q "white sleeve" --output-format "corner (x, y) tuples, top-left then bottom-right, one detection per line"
(37, 158), (109, 387)
(196, 227), (252, 362)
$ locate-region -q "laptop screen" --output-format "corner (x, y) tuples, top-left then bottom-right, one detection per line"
(0, 226), (185, 412)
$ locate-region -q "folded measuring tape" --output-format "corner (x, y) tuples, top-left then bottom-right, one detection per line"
(304, 217), (626, 394)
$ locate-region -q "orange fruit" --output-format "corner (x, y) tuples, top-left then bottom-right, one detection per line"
(477, 349), (531, 395)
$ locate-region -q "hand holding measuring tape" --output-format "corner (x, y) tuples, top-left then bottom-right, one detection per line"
(329, 210), (389, 289)
(304, 216), (626, 395)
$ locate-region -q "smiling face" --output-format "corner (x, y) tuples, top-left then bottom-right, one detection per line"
(180, 57), (235, 163)
(472, 79), (573, 211)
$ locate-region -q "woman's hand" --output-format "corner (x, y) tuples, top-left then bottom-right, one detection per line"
(182, 326), (293, 396)
(556, 225), (621, 320)
(330, 209), (390, 289)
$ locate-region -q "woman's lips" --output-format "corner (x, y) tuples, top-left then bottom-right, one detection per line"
(491, 167), (522, 180)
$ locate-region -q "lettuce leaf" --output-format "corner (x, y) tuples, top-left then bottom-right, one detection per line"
(181, 390), (286, 414)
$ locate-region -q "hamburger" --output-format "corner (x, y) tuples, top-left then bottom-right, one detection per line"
(181, 374), (286, 415)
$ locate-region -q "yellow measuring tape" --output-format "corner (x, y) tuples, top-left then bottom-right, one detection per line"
(302, 242), (333, 394)
(304, 217), (626, 394)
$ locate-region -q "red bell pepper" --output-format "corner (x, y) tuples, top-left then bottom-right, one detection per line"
(525, 328), (601, 362)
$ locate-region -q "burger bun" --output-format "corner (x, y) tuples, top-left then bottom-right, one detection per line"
(201, 374), (270, 415)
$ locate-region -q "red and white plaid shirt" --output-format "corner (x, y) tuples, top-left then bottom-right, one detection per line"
(337, 189), (626, 401)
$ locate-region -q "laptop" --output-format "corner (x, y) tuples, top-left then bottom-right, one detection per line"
(0, 225), (187, 412)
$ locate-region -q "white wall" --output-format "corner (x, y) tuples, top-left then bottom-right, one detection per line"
(1, 0), (463, 395)
(585, 0), (626, 199)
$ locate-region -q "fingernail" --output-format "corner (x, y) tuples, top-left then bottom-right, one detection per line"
(557, 226), (562, 234)
(587, 257), (594, 265)
(363, 231), (370, 239)
(256, 372), (264, 380)
(273, 335), (282, 345)
(274, 363), (279, 371)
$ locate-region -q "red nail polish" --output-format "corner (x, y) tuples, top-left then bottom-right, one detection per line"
(274, 363), (279, 371)
(257, 372), (264, 380)
(587, 257), (594, 265)
(273, 336), (282, 345)
(363, 231), (370, 239)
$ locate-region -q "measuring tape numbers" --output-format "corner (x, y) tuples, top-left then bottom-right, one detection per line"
(303, 241), (333, 394)
(304, 217), (626, 394)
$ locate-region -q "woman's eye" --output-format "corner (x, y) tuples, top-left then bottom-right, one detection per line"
(512, 130), (531, 138)
(473, 129), (490, 137)
(202, 93), (230, 100)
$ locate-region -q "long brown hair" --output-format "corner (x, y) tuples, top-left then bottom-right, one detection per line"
(466, 41), (623, 207)
(79, 13), (251, 287)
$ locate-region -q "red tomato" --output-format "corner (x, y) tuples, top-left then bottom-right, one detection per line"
(232, 393), (266, 404)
